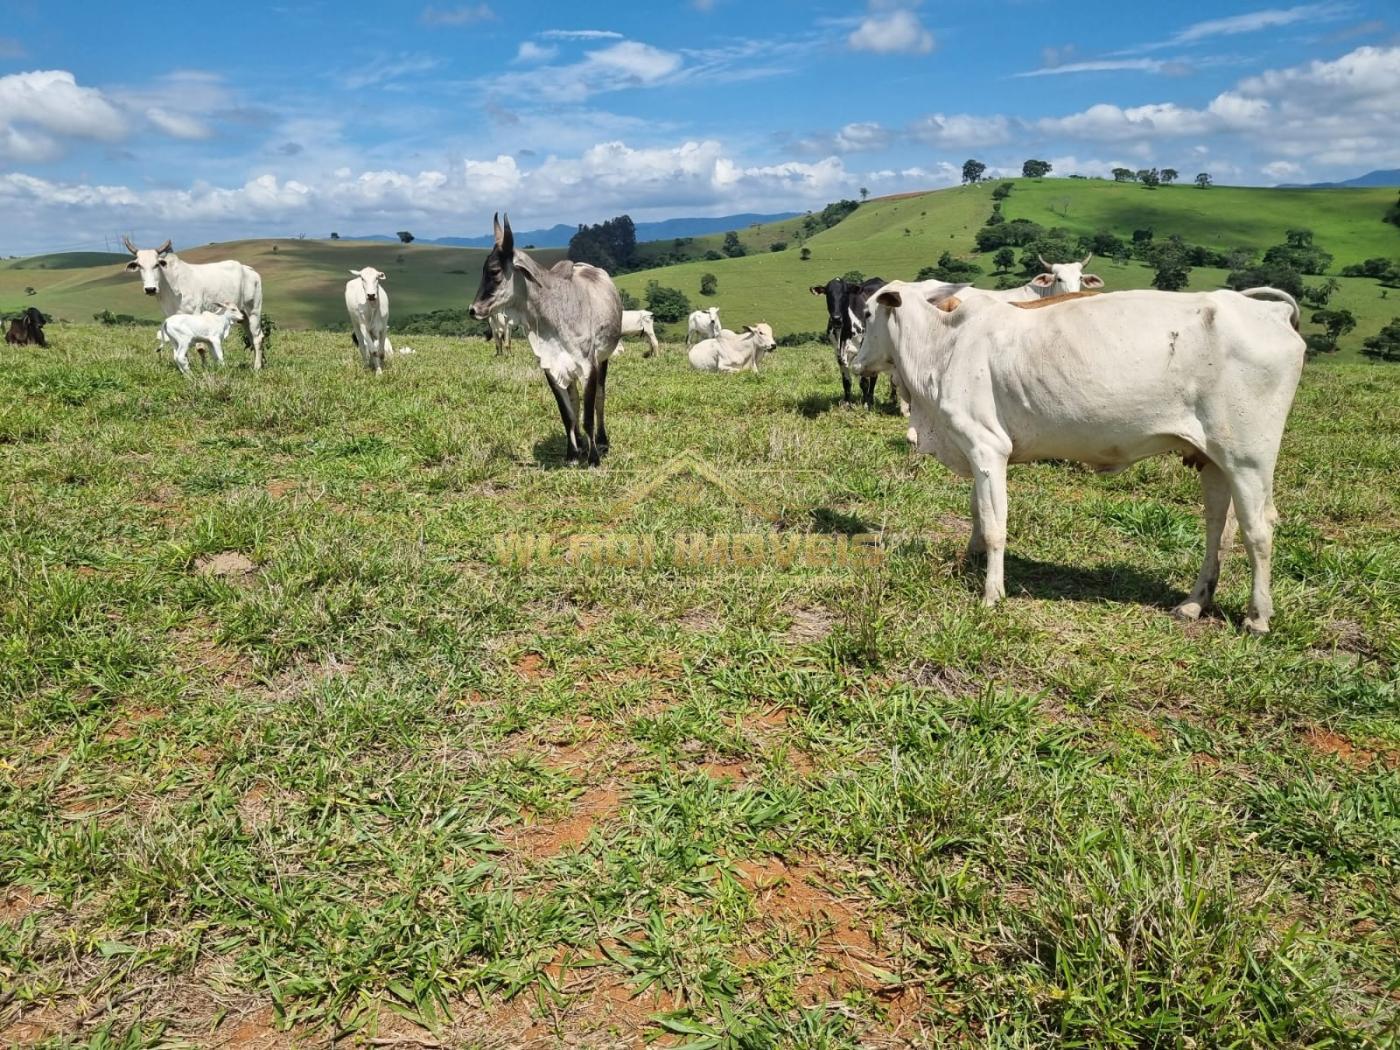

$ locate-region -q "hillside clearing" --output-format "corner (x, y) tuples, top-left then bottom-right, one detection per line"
(1, 329), (1396, 1047)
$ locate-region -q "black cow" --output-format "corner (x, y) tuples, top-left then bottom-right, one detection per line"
(810, 276), (889, 408)
(5, 307), (48, 347)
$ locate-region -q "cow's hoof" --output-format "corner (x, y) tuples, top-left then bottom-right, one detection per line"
(1172, 601), (1204, 622)
(1243, 617), (1270, 636)
(905, 426), (918, 445)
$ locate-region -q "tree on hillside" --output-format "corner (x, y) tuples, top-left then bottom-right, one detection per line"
(994, 247), (1015, 273)
(722, 231), (746, 258)
(1022, 159), (1052, 179)
(991, 181), (1014, 200)
(1227, 261), (1305, 299)
(569, 215), (638, 272)
(1362, 318), (1400, 361)
(1161, 168), (1179, 185)
(962, 159), (987, 185)
(800, 247), (812, 261)
(841, 269), (866, 284)
(860, 187), (869, 201)
(1303, 278), (1340, 308)
(1136, 168), (1161, 189)
(770, 241), (786, 252)
(1308, 308), (1356, 354)
(1148, 236), (1192, 291)
(644, 281), (690, 323)
(330, 232), (340, 239)
(396, 231), (415, 244)
(1112, 167), (1135, 182)
(1386, 191), (1400, 228)
(700, 273), (717, 296)
(1194, 172), (1213, 189)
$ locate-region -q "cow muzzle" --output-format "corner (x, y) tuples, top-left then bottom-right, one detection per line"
(366, 294), (378, 302)
(144, 287), (158, 296)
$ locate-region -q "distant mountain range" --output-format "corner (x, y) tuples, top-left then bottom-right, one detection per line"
(346, 212), (801, 249)
(1281, 169), (1400, 189)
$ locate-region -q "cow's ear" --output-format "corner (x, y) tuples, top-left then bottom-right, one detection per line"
(501, 213), (514, 256)
(519, 265), (539, 286)
(876, 290), (903, 309)
(1081, 274), (1104, 289)
(1031, 273), (1056, 287)
(348, 269), (360, 277)
(809, 286), (825, 296)
(377, 271), (387, 281)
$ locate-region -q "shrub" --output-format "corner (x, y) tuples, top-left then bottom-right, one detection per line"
(841, 270), (866, 284)
(776, 331), (827, 347)
(619, 288), (640, 311)
(700, 273), (717, 296)
(399, 308), (489, 338)
(241, 310), (276, 354)
(645, 281), (691, 323)
(1361, 318), (1400, 361)
(1226, 263), (1306, 299)
(918, 251), (983, 282)
(769, 241), (787, 253)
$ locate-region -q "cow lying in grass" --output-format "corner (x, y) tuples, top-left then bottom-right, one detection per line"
(688, 323), (776, 373)
(5, 307), (47, 347)
(854, 282), (1305, 633)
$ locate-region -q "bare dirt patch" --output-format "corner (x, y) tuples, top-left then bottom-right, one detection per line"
(697, 759), (749, 782)
(207, 1005), (295, 1049)
(677, 607), (719, 634)
(1301, 728), (1397, 770)
(0, 886), (47, 923)
(264, 479), (296, 500)
(195, 551), (257, 579)
(903, 662), (980, 696)
(510, 785), (622, 860)
(784, 607), (834, 645)
(514, 653), (552, 681)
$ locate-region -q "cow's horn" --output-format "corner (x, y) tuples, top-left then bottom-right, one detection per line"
(122, 235), (139, 256)
(156, 239), (173, 255)
(1037, 254), (1052, 271)
(1081, 252), (1093, 267)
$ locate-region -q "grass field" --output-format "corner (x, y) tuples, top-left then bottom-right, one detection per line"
(2, 329), (1397, 1048)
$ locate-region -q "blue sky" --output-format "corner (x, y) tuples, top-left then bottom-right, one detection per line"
(1, 0), (1396, 253)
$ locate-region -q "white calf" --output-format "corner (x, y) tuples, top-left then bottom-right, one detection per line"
(685, 307), (721, 346)
(489, 312), (513, 356)
(619, 309), (660, 357)
(345, 268), (391, 374)
(688, 323), (776, 373)
(157, 304), (246, 375)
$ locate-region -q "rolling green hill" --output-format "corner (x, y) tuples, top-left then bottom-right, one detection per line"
(4, 181), (1397, 357)
(0, 239), (566, 330)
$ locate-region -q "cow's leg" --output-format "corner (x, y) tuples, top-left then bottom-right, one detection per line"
(644, 330), (658, 358)
(859, 374), (876, 410)
(247, 312), (265, 370)
(373, 330), (386, 376)
(1226, 467), (1279, 634)
(209, 335), (226, 368)
(966, 484), (986, 561)
(544, 371), (583, 462)
(355, 325), (373, 370)
(173, 338), (192, 376)
(839, 364), (854, 405)
(970, 452), (1009, 606)
(594, 360), (610, 454)
(1175, 461), (1235, 622)
(582, 366), (602, 467)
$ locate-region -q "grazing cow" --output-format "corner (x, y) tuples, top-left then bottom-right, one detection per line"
(688, 323), (776, 373)
(470, 213), (622, 466)
(853, 282), (1305, 633)
(988, 254), (1105, 302)
(123, 237), (266, 369)
(157, 304), (246, 375)
(810, 276), (891, 407)
(619, 309), (660, 357)
(685, 307), (721, 346)
(489, 312), (513, 355)
(344, 268), (391, 374)
(5, 307), (47, 347)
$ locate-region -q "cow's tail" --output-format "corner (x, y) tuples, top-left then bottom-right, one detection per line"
(1240, 287), (1300, 331)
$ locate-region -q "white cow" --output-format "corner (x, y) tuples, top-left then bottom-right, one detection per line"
(987, 254), (1105, 302)
(685, 307), (721, 346)
(123, 237), (266, 369)
(618, 309), (660, 357)
(853, 282), (1305, 633)
(156, 304), (246, 376)
(688, 323), (776, 373)
(344, 268), (393, 374)
(489, 312), (513, 356)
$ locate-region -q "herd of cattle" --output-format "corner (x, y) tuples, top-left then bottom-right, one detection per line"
(8, 216), (1308, 633)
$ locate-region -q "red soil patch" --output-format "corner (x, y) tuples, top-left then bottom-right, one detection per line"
(0, 1005), (67, 1047)
(0, 886), (47, 923)
(510, 785), (621, 859)
(514, 653), (552, 681)
(698, 759), (749, 782)
(263, 480), (296, 499)
(208, 1006), (293, 1049)
(1301, 728), (1398, 770)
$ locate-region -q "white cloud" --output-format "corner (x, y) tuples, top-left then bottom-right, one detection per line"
(0, 70), (126, 162)
(1016, 58), (1190, 77)
(849, 7), (934, 55)
(485, 40), (684, 102)
(1262, 159), (1304, 180)
(1169, 3), (1348, 45)
(909, 113), (1012, 148)
(146, 107), (212, 140)
(539, 29), (624, 40)
(514, 41), (559, 64)
(339, 54), (443, 90)
(420, 4), (495, 26)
